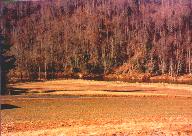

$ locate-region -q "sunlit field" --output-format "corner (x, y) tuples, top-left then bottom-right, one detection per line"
(1, 80), (192, 136)
(1, 0), (192, 135)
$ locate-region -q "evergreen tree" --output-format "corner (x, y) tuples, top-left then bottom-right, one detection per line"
(0, 34), (15, 95)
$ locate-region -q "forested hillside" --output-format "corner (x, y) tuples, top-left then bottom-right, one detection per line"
(1, 0), (192, 83)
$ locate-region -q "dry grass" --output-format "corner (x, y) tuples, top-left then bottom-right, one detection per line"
(9, 79), (192, 97)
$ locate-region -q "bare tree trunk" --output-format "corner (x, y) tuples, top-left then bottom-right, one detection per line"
(38, 65), (41, 80)
(169, 58), (173, 77)
(44, 62), (47, 79)
(189, 49), (191, 74)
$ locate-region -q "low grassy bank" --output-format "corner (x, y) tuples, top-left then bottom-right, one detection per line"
(6, 79), (192, 98)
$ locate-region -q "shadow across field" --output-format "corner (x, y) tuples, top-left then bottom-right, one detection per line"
(1, 104), (20, 110)
(8, 87), (86, 96)
(9, 87), (62, 95)
(104, 89), (156, 93)
(9, 87), (30, 95)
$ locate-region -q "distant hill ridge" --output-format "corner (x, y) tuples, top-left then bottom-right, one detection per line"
(1, 0), (192, 83)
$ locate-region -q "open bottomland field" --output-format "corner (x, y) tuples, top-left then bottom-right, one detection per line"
(1, 79), (192, 136)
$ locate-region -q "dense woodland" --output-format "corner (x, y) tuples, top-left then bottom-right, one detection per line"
(1, 0), (192, 83)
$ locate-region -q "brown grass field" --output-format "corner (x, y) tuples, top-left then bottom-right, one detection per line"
(1, 79), (192, 136)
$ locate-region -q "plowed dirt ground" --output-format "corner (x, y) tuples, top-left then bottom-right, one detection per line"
(1, 80), (192, 136)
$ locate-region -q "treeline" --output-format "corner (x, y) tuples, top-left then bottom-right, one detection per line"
(1, 0), (192, 82)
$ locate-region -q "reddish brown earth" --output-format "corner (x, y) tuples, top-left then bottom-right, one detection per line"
(1, 80), (192, 136)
